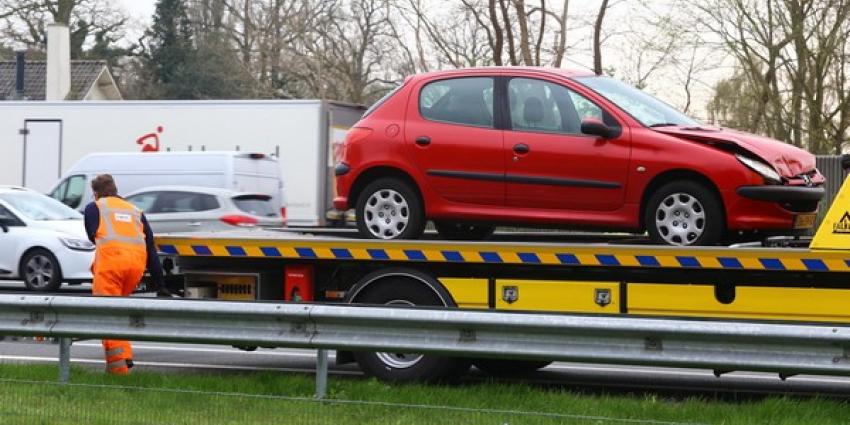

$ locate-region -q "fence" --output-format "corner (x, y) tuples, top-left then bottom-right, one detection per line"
(1, 294), (849, 398)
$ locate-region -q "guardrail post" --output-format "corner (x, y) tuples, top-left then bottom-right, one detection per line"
(58, 337), (71, 383)
(315, 349), (328, 399)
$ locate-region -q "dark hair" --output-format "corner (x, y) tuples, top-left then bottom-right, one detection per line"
(91, 174), (118, 198)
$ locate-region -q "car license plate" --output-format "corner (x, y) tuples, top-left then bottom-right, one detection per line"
(794, 213), (816, 229)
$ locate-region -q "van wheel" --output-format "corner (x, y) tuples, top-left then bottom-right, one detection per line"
(356, 178), (425, 240)
(20, 249), (62, 292)
(434, 222), (495, 240)
(645, 181), (723, 246)
(351, 276), (470, 382)
(473, 359), (553, 375)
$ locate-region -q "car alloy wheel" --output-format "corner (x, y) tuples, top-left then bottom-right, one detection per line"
(654, 192), (706, 246)
(25, 255), (54, 289)
(363, 189), (410, 239)
(21, 249), (62, 292)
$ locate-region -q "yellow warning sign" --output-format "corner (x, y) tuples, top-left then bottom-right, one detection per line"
(812, 175), (850, 250)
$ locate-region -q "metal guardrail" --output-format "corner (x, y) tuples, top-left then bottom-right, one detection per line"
(1, 294), (849, 397)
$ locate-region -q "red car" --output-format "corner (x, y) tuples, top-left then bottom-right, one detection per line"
(334, 67), (825, 245)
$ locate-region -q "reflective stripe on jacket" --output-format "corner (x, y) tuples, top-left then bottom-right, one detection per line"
(95, 197), (146, 254)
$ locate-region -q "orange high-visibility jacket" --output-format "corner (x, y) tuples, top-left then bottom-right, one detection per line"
(94, 197), (147, 262)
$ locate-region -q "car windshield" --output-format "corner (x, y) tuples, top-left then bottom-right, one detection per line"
(573, 76), (699, 128)
(0, 192), (82, 221)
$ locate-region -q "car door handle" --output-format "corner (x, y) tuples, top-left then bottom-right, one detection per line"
(187, 222), (202, 227)
(513, 143), (530, 154)
(415, 136), (431, 146)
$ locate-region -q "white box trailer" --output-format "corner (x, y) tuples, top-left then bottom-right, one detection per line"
(0, 100), (365, 227)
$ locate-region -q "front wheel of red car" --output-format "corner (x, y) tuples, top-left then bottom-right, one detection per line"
(645, 181), (723, 246)
(356, 178), (425, 240)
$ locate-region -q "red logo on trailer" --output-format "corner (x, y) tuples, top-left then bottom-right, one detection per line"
(136, 126), (163, 152)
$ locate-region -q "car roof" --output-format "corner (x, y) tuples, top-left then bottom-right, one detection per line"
(0, 185), (33, 194)
(409, 66), (597, 82)
(124, 185), (269, 198)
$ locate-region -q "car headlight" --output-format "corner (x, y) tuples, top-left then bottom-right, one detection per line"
(59, 237), (95, 251)
(735, 154), (782, 183)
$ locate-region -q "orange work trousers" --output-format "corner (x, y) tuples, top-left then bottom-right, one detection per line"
(92, 246), (146, 375)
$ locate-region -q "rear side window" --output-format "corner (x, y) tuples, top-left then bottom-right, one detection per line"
(232, 195), (276, 217)
(363, 84), (404, 118)
(420, 77), (494, 128)
(143, 192), (220, 213)
(126, 193), (158, 212)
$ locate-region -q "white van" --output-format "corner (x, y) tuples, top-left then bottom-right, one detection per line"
(48, 151), (285, 215)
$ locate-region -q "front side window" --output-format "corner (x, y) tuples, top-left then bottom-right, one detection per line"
(0, 203), (24, 226)
(419, 77), (494, 128)
(508, 78), (608, 135)
(49, 175), (86, 209)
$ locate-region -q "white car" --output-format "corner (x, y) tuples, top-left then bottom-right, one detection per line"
(0, 186), (94, 291)
(125, 186), (285, 233)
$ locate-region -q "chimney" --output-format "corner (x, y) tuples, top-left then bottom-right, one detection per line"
(45, 24), (71, 101)
(15, 51), (25, 100)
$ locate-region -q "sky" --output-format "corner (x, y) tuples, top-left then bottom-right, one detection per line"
(112, 0), (723, 118)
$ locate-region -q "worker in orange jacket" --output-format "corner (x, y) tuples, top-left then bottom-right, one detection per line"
(83, 174), (167, 375)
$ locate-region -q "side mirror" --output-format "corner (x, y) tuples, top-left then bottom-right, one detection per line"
(581, 118), (619, 139)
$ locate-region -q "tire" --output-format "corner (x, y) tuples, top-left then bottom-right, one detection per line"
(645, 181), (723, 246)
(20, 249), (62, 292)
(351, 276), (471, 383)
(356, 178), (425, 240)
(473, 359), (553, 375)
(434, 222), (495, 240)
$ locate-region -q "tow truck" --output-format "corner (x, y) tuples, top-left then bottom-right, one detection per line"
(155, 157), (850, 382)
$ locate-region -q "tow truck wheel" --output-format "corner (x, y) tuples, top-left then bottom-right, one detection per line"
(356, 178), (425, 240)
(645, 181), (723, 246)
(472, 359), (553, 375)
(351, 276), (471, 382)
(434, 222), (495, 240)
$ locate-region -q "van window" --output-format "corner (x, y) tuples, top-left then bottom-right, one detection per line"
(49, 175), (86, 209)
(232, 195), (276, 217)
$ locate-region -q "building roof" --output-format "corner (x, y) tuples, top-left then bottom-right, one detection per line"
(0, 60), (119, 100)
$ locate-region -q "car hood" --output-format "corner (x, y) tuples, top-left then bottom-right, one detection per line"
(653, 126), (816, 178)
(29, 219), (88, 238)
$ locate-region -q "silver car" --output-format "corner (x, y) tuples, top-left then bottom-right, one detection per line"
(125, 186), (284, 233)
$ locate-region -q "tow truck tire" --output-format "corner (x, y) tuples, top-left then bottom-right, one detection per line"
(356, 178), (425, 240)
(351, 277), (471, 382)
(434, 222), (495, 240)
(473, 359), (553, 375)
(645, 181), (723, 246)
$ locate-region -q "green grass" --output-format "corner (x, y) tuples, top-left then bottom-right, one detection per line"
(0, 364), (846, 424)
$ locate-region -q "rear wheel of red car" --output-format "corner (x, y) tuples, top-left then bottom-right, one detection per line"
(434, 222), (495, 240)
(356, 178), (425, 240)
(645, 181), (723, 246)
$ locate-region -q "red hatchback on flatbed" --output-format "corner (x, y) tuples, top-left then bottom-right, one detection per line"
(334, 67), (825, 245)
